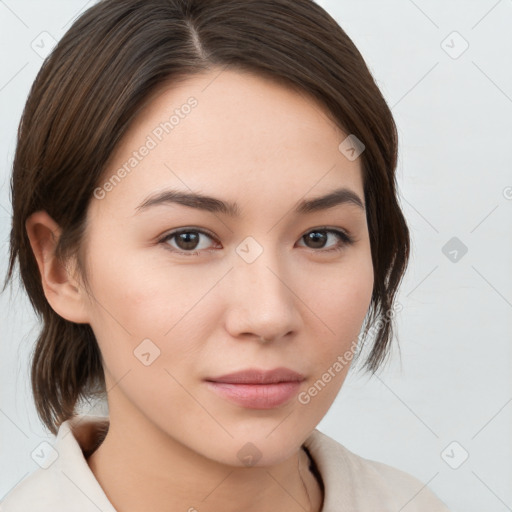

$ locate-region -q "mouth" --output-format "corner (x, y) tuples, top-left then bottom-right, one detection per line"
(204, 367), (305, 409)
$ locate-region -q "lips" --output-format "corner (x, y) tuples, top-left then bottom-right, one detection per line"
(204, 367), (306, 409)
(204, 367), (305, 385)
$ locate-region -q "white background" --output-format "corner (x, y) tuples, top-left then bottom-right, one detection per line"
(1, 1), (511, 510)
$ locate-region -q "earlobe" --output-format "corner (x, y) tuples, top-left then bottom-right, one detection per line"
(25, 210), (90, 324)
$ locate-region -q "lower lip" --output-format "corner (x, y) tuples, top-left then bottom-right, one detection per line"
(205, 381), (302, 409)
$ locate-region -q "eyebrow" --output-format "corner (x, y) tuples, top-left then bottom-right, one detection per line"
(135, 186), (365, 217)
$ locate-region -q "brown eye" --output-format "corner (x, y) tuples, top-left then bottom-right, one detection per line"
(159, 226), (354, 258)
(173, 231), (201, 251)
(298, 228), (354, 252)
(160, 229), (219, 256)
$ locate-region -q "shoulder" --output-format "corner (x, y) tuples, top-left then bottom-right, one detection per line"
(1, 467), (60, 511)
(1, 415), (115, 512)
(0, 459), (111, 512)
(304, 429), (451, 511)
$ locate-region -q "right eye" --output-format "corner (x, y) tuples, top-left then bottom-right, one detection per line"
(158, 228), (221, 257)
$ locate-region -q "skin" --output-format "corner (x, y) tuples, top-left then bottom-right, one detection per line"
(26, 68), (374, 512)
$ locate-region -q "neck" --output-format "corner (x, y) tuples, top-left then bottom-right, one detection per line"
(85, 406), (323, 512)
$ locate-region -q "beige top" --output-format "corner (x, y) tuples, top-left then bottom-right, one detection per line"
(1, 414), (450, 511)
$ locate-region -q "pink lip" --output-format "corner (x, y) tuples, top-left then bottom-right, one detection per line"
(205, 367), (305, 384)
(204, 367), (305, 409)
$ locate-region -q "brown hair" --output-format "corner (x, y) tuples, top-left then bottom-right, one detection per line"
(3, 0), (409, 435)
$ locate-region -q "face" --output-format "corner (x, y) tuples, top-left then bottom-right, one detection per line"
(77, 68), (374, 466)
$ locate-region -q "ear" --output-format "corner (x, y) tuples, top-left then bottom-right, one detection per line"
(25, 210), (90, 324)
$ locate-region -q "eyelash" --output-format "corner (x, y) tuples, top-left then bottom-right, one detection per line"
(158, 226), (355, 257)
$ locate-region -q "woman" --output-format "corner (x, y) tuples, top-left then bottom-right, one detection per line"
(1, 0), (450, 510)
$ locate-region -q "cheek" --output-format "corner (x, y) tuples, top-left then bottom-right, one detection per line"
(83, 244), (225, 376)
(295, 258), (373, 415)
(337, 263), (374, 329)
(305, 249), (373, 333)
(299, 247), (374, 375)
(85, 239), (196, 333)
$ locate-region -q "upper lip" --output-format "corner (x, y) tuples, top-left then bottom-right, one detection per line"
(205, 367), (305, 384)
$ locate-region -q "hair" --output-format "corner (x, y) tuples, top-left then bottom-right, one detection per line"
(3, 0), (410, 435)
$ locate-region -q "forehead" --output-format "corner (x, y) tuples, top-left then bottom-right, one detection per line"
(92, 68), (364, 218)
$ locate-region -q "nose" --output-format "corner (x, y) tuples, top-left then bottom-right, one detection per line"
(222, 242), (301, 343)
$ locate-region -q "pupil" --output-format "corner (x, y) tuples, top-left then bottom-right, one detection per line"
(307, 231), (326, 249)
(178, 232), (199, 250)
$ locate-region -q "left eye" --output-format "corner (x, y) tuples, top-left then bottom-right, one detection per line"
(297, 228), (354, 252)
(159, 227), (354, 256)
